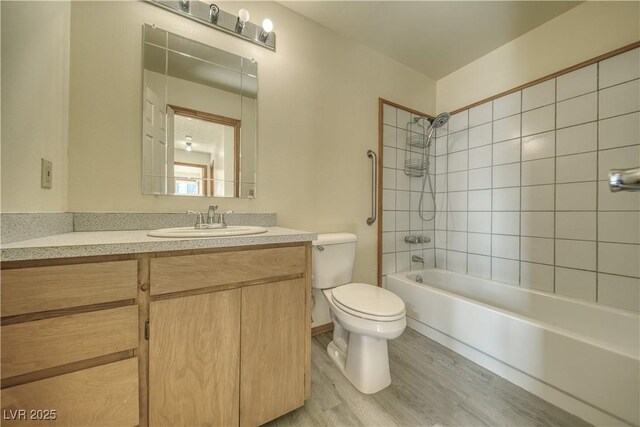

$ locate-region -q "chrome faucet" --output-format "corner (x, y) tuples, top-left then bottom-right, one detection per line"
(186, 210), (207, 229)
(412, 255), (424, 264)
(207, 205), (219, 225)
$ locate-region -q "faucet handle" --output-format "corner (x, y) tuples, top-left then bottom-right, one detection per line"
(220, 210), (234, 227)
(186, 210), (205, 228)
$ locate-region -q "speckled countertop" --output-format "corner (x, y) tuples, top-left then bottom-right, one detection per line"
(1, 227), (316, 262)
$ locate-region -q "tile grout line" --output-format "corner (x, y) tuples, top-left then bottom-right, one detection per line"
(553, 76), (558, 294)
(595, 62), (600, 303)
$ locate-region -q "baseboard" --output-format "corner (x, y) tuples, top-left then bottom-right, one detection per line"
(312, 322), (333, 336)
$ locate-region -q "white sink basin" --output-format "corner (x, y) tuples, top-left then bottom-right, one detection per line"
(148, 226), (268, 238)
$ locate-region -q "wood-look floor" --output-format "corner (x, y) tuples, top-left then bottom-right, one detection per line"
(267, 328), (591, 427)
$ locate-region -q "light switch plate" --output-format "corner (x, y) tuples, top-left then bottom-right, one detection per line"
(41, 158), (53, 189)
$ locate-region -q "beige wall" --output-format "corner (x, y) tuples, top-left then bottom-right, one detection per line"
(1, 1), (70, 212)
(436, 1), (640, 113)
(66, 1), (435, 284)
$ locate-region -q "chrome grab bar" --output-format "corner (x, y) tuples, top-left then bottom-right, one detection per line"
(366, 150), (378, 226)
(609, 167), (640, 192)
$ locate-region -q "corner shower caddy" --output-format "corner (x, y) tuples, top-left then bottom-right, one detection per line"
(404, 118), (429, 177)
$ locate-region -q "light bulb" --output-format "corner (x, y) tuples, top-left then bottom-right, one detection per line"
(262, 18), (273, 33)
(238, 8), (250, 23)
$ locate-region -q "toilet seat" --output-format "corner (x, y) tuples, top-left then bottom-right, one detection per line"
(331, 283), (405, 322)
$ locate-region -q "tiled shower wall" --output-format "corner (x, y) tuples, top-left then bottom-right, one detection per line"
(381, 105), (437, 282)
(433, 47), (640, 311)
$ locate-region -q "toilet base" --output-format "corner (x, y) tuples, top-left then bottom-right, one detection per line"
(326, 332), (392, 395)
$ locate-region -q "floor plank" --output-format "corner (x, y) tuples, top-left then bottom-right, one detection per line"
(267, 328), (591, 427)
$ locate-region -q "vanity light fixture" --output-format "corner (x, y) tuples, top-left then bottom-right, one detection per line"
(147, 1), (276, 51)
(260, 18), (273, 42)
(235, 8), (250, 34)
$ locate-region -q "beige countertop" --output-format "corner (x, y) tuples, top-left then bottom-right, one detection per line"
(1, 227), (316, 262)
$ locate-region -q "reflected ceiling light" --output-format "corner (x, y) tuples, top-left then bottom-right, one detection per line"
(209, 4), (219, 24)
(260, 18), (273, 42)
(185, 135), (193, 151)
(178, 0), (189, 12)
(236, 8), (250, 33)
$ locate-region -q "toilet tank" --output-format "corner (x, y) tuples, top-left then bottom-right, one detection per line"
(312, 233), (358, 289)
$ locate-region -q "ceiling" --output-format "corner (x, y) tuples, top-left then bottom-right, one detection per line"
(280, 1), (581, 80)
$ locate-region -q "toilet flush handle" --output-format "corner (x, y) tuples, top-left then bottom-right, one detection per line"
(315, 245), (325, 252)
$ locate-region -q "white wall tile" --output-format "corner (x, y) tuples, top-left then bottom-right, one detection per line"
(397, 109), (411, 128)
(383, 124), (397, 147)
(436, 124), (449, 138)
(382, 232), (396, 254)
(383, 146), (397, 168)
(598, 145), (640, 180)
(521, 185), (554, 211)
(599, 48), (640, 89)
(447, 212), (467, 232)
(409, 211), (423, 230)
(469, 167), (492, 190)
(521, 262), (554, 292)
(396, 190), (410, 210)
(522, 105), (555, 137)
(492, 187), (520, 211)
(435, 136), (448, 156)
(396, 251), (410, 272)
(468, 212), (492, 233)
(395, 232), (411, 252)
(396, 149), (407, 170)
(521, 237), (554, 265)
(492, 257), (520, 285)
(435, 193), (447, 212)
(447, 171), (468, 191)
(492, 211), (520, 235)
(469, 102), (493, 127)
(521, 212), (554, 238)
(448, 130), (468, 153)
(555, 267), (596, 301)
(598, 181), (640, 211)
(597, 273), (640, 311)
(383, 168), (396, 189)
(447, 150), (468, 173)
(599, 79), (640, 120)
(447, 250), (467, 273)
(447, 231), (467, 252)
(382, 253), (396, 275)
(435, 249), (447, 269)
(492, 163), (520, 188)
(447, 191), (467, 211)
(522, 158), (554, 186)
(383, 189), (395, 211)
(383, 104), (397, 126)
(382, 210), (395, 232)
(598, 212), (640, 244)
(435, 155), (447, 175)
(468, 189), (492, 211)
(493, 91), (521, 120)
(522, 131), (555, 161)
(469, 145), (492, 169)
(599, 112), (640, 150)
(557, 92), (597, 128)
(556, 152), (597, 183)
(448, 110), (469, 134)
(556, 212), (596, 240)
(468, 232), (491, 255)
(493, 139), (521, 165)
(557, 64), (597, 101)
(435, 230), (447, 248)
(396, 211), (410, 231)
(556, 239), (596, 270)
(492, 234), (519, 259)
(396, 170), (410, 191)
(468, 254), (491, 279)
(522, 79), (555, 111)
(556, 122), (597, 155)
(599, 242), (640, 278)
(493, 115), (521, 142)
(555, 182), (596, 211)
(469, 123), (492, 148)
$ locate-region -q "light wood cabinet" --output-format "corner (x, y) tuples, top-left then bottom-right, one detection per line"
(0, 242), (311, 427)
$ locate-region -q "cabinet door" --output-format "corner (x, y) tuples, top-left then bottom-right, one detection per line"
(149, 290), (240, 427)
(241, 278), (306, 426)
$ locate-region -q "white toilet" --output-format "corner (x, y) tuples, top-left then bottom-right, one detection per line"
(312, 232), (406, 394)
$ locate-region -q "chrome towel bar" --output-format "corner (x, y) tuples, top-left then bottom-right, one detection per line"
(366, 150), (377, 226)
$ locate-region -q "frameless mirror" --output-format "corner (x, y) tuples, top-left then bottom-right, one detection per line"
(142, 24), (257, 198)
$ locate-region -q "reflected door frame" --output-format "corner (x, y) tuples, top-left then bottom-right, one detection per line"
(169, 104), (241, 198)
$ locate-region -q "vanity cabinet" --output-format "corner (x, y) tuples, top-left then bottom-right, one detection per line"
(0, 242), (312, 427)
(148, 245), (309, 427)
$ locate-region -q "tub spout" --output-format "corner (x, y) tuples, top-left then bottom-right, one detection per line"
(411, 255), (424, 264)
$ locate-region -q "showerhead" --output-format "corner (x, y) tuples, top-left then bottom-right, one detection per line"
(430, 112), (450, 129)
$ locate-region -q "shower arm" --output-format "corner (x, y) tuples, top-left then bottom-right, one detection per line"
(609, 167), (640, 192)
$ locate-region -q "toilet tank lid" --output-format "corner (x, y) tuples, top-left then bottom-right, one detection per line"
(313, 232), (357, 246)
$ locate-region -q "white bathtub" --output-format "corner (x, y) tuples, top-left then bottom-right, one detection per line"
(386, 269), (640, 427)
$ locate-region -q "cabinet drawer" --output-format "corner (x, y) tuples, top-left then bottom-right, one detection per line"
(1, 260), (138, 317)
(150, 246), (306, 295)
(1, 306), (138, 379)
(0, 358), (139, 427)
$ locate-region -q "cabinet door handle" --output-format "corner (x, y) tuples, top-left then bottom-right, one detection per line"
(145, 319), (150, 340)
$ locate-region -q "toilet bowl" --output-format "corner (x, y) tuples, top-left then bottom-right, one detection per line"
(312, 233), (407, 394)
